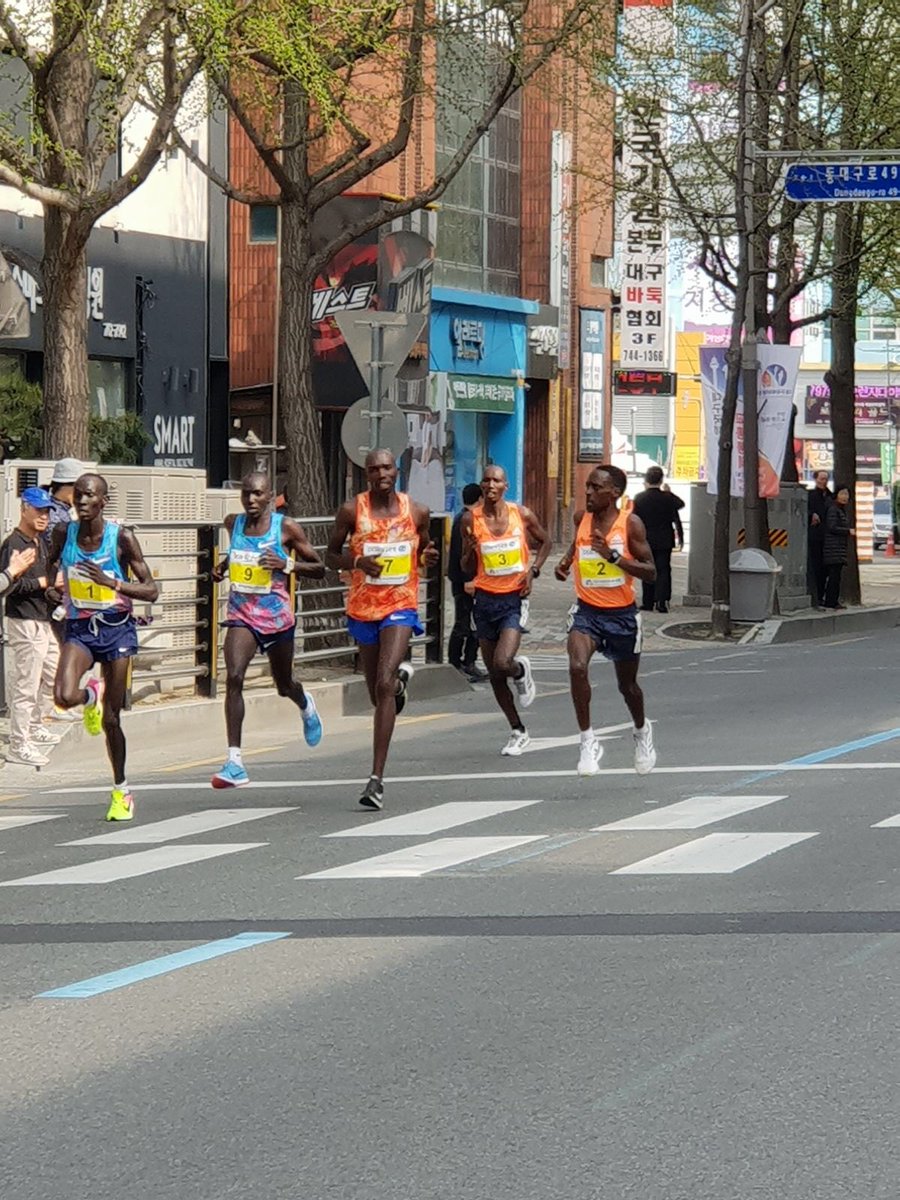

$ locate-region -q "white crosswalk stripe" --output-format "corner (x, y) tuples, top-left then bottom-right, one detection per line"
(593, 794), (789, 831)
(64, 808), (298, 846)
(324, 800), (538, 838)
(0, 843), (268, 886)
(612, 832), (817, 875)
(302, 836), (546, 879)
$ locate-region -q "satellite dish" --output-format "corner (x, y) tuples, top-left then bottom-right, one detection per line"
(340, 397), (408, 468)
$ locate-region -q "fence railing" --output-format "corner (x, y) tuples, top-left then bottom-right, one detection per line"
(0, 514), (447, 713)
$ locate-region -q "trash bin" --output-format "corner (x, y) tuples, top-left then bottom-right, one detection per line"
(729, 548), (782, 621)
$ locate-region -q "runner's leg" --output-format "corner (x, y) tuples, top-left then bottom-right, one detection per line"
(481, 631), (523, 729)
(371, 625), (413, 780)
(54, 641), (95, 710)
(223, 626), (259, 747)
(567, 629), (597, 732)
(267, 636), (308, 710)
(614, 658), (645, 727)
(100, 657), (131, 786)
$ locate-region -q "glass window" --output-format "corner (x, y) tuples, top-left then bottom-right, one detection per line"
(89, 359), (127, 419)
(249, 204), (278, 244)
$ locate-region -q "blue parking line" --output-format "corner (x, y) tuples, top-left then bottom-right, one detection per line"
(730, 726), (900, 789)
(37, 931), (290, 999)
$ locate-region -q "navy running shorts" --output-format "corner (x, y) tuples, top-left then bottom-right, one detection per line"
(567, 601), (642, 662)
(223, 620), (295, 656)
(65, 614), (138, 664)
(473, 589), (527, 643)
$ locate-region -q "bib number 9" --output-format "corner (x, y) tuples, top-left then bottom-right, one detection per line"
(229, 550), (272, 594)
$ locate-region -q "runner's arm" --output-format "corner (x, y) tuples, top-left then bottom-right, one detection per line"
(412, 501), (439, 568)
(618, 513), (656, 583)
(272, 518), (326, 579)
(554, 512), (583, 580)
(211, 512), (236, 582)
(325, 502), (358, 572)
(521, 506), (552, 574)
(459, 509), (477, 576)
(78, 527), (159, 601)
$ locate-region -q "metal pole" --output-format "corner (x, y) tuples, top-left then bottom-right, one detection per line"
(630, 406), (638, 474)
(368, 321), (384, 452)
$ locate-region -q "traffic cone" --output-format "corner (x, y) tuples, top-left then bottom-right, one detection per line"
(887, 532), (896, 558)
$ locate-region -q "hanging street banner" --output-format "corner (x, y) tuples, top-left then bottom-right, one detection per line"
(578, 308), (606, 459)
(702, 344), (802, 497)
(785, 162), (900, 203)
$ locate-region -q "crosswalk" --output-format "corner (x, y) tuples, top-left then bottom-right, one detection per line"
(0, 791), (897, 886)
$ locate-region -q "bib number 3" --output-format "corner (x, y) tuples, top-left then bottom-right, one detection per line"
(481, 536), (523, 577)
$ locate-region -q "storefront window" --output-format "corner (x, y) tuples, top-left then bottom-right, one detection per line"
(444, 409), (487, 514)
(89, 359), (128, 419)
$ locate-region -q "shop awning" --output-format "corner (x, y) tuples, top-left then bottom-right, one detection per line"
(447, 373), (516, 414)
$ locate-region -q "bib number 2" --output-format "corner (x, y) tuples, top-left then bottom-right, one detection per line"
(578, 547), (625, 588)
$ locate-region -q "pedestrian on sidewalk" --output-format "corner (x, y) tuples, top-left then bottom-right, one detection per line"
(45, 457), (82, 546)
(447, 483), (488, 682)
(807, 470), (832, 606)
(631, 466), (683, 613)
(823, 485), (852, 610)
(0, 487), (61, 767)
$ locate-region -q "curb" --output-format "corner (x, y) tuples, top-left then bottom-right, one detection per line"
(750, 604), (900, 645)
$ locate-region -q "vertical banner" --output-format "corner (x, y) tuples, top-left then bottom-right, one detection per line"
(702, 344), (801, 496)
(550, 131), (573, 371)
(547, 376), (561, 478)
(579, 309), (605, 460)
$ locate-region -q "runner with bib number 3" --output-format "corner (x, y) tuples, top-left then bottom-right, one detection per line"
(460, 465), (550, 757)
(555, 465), (658, 778)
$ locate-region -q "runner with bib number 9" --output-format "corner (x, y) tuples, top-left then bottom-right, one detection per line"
(460, 465), (550, 757)
(210, 472), (325, 789)
(555, 465), (658, 778)
(326, 449), (439, 811)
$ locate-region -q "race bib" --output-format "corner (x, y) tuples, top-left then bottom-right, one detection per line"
(229, 549), (272, 595)
(577, 545), (626, 588)
(481, 535), (523, 577)
(363, 540), (412, 587)
(67, 561), (118, 610)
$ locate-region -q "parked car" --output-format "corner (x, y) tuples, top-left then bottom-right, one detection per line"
(873, 496), (892, 549)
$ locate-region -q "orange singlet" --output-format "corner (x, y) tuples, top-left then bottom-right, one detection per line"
(471, 502), (530, 594)
(573, 506), (635, 608)
(347, 491), (420, 621)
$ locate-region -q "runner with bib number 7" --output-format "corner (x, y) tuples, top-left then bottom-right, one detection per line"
(555, 465), (658, 778)
(460, 465), (550, 757)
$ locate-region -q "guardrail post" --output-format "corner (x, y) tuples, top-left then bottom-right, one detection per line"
(196, 524), (218, 698)
(424, 515), (446, 663)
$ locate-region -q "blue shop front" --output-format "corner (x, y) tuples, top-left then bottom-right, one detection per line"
(401, 286), (537, 515)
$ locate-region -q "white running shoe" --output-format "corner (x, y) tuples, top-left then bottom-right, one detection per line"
(634, 721), (657, 775)
(577, 737), (604, 776)
(501, 729), (531, 756)
(31, 727), (62, 746)
(6, 744), (50, 768)
(513, 656), (536, 708)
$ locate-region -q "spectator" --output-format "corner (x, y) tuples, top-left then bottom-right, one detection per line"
(447, 483), (488, 682)
(45, 457), (82, 546)
(823, 485), (852, 610)
(0, 487), (61, 766)
(807, 469), (832, 607)
(631, 466), (684, 613)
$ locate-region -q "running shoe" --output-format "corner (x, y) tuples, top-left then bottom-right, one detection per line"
(501, 729), (531, 756)
(301, 692), (323, 748)
(577, 737), (604, 777)
(359, 775), (384, 810)
(395, 662), (414, 715)
(211, 760), (250, 789)
(49, 706), (79, 723)
(105, 789), (134, 821)
(6, 744), (49, 768)
(634, 721), (657, 775)
(513, 656), (536, 708)
(31, 727), (63, 746)
(83, 677), (104, 737)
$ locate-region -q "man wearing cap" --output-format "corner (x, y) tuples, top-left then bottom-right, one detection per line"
(0, 487), (61, 766)
(45, 457), (82, 546)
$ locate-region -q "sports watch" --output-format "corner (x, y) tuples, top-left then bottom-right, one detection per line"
(608, 549), (621, 564)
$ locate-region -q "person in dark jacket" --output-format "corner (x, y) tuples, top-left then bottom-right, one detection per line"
(807, 470), (832, 606)
(823, 485), (852, 609)
(631, 466), (684, 613)
(447, 483), (488, 681)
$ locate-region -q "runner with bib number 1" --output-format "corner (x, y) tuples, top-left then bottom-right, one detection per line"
(555, 464), (658, 778)
(460, 465), (550, 757)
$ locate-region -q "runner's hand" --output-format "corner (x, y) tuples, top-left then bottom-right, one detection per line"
(421, 539), (439, 568)
(258, 549), (288, 571)
(591, 533), (614, 560)
(211, 559), (228, 583)
(7, 546), (36, 578)
(554, 558), (571, 582)
(80, 559), (118, 590)
(520, 572), (533, 598)
(463, 581), (475, 596)
(355, 555), (383, 578)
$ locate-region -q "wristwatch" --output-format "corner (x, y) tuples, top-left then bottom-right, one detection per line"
(608, 549), (621, 564)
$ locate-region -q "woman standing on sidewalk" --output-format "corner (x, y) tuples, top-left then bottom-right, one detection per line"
(823, 486), (852, 610)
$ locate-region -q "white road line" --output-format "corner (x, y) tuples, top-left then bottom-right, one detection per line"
(593, 794), (788, 831)
(612, 831), (817, 875)
(324, 800), (539, 839)
(45, 759), (900, 795)
(0, 843), (267, 886)
(63, 807), (298, 846)
(0, 814), (64, 832)
(519, 723), (632, 753)
(301, 835), (545, 879)
(871, 813), (900, 828)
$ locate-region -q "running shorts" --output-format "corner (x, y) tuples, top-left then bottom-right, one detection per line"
(473, 589), (528, 642)
(223, 620), (295, 656)
(566, 601), (642, 662)
(346, 608), (424, 646)
(65, 613), (138, 664)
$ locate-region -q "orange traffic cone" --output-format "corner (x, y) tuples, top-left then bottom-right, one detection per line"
(887, 532), (896, 557)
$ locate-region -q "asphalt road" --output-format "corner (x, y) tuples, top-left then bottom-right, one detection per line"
(3, 629), (900, 1199)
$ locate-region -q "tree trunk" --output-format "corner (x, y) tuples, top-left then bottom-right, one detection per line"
(279, 199), (330, 517)
(41, 207), (91, 459)
(825, 203), (860, 605)
(711, 345), (742, 637)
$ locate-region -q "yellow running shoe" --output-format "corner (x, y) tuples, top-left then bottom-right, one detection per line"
(83, 677), (104, 737)
(105, 789), (134, 821)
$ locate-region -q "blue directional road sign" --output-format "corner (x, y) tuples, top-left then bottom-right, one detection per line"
(785, 161), (900, 202)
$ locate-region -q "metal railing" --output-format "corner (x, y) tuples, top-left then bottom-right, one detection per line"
(14, 514), (447, 710)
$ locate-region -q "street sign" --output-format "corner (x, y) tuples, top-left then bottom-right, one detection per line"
(334, 312), (427, 398)
(785, 161), (900, 203)
(340, 396), (408, 468)
(614, 369), (677, 397)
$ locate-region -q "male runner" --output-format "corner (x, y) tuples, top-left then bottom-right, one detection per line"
(326, 449), (438, 810)
(460, 465), (550, 755)
(554, 464), (657, 776)
(210, 472), (325, 788)
(49, 473), (159, 820)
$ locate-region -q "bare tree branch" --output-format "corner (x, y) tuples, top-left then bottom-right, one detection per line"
(0, 2), (38, 71)
(0, 162), (78, 208)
